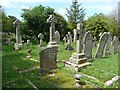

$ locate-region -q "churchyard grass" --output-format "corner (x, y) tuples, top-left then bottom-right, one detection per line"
(2, 42), (119, 88)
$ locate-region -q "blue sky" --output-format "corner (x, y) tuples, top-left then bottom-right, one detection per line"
(0, 0), (119, 21)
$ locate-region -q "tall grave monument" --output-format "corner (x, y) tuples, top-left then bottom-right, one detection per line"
(47, 14), (58, 47)
(13, 19), (22, 50)
(65, 23), (91, 72)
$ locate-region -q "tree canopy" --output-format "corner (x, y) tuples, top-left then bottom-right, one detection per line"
(84, 13), (117, 40)
(21, 5), (67, 43)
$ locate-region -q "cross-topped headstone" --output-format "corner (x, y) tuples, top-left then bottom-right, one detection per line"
(13, 19), (22, 50)
(47, 15), (57, 42)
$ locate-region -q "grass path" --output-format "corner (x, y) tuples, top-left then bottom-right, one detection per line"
(2, 42), (119, 88)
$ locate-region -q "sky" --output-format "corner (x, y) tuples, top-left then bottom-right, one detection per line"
(0, 0), (119, 21)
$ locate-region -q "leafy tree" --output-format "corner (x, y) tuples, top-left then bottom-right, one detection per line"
(66, 0), (85, 28)
(84, 13), (117, 40)
(21, 5), (67, 43)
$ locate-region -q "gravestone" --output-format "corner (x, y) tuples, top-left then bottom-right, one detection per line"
(63, 36), (67, 45)
(39, 46), (58, 72)
(47, 14), (58, 47)
(112, 36), (119, 55)
(93, 37), (97, 47)
(38, 33), (44, 47)
(104, 32), (112, 56)
(73, 29), (77, 42)
(26, 40), (31, 48)
(13, 19), (22, 50)
(83, 31), (93, 60)
(65, 23), (91, 72)
(94, 32), (108, 58)
(66, 32), (74, 50)
(54, 31), (60, 43)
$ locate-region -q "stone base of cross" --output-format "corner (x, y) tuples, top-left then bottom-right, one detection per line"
(14, 43), (23, 50)
(47, 41), (59, 47)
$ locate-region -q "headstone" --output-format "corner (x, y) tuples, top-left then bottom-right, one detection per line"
(94, 32), (108, 58)
(65, 23), (91, 72)
(54, 31), (60, 43)
(73, 29), (77, 42)
(112, 36), (119, 55)
(26, 40), (31, 48)
(104, 32), (112, 56)
(47, 14), (58, 47)
(83, 31), (93, 60)
(13, 19), (22, 50)
(38, 33), (44, 47)
(66, 32), (74, 50)
(39, 46), (58, 72)
(93, 37), (97, 47)
(63, 36), (67, 45)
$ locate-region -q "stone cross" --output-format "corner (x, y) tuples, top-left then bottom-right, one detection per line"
(13, 19), (22, 50)
(13, 19), (21, 44)
(77, 23), (84, 53)
(47, 15), (57, 42)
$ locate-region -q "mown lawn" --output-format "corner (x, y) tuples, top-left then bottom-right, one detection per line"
(2, 42), (120, 88)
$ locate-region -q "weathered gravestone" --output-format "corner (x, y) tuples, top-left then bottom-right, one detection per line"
(66, 32), (74, 50)
(94, 32), (108, 58)
(112, 36), (119, 55)
(65, 23), (91, 72)
(47, 14), (58, 47)
(83, 31), (93, 60)
(26, 40), (31, 48)
(54, 31), (60, 44)
(73, 29), (77, 42)
(104, 32), (112, 56)
(39, 46), (58, 72)
(38, 33), (44, 47)
(63, 36), (67, 45)
(13, 19), (22, 50)
(93, 37), (97, 47)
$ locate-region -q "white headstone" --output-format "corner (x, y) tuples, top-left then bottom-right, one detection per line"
(112, 36), (119, 54)
(54, 31), (60, 43)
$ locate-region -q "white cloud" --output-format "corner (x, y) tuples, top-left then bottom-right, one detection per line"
(57, 8), (66, 16)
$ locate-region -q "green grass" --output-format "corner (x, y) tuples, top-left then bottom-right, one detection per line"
(2, 42), (120, 88)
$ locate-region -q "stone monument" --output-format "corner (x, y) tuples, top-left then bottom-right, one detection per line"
(13, 19), (22, 50)
(47, 14), (58, 47)
(65, 23), (91, 72)
(38, 33), (44, 47)
(83, 31), (93, 61)
(94, 32), (108, 58)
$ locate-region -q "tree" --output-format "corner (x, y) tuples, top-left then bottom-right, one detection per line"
(66, 0), (85, 28)
(21, 5), (67, 43)
(84, 13), (117, 40)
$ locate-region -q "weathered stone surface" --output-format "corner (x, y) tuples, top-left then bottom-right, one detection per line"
(83, 31), (93, 60)
(13, 19), (22, 50)
(104, 32), (112, 57)
(40, 46), (58, 72)
(38, 33), (44, 47)
(63, 36), (67, 45)
(105, 80), (113, 86)
(112, 36), (119, 55)
(54, 31), (60, 43)
(47, 14), (58, 47)
(94, 32), (108, 58)
(66, 32), (73, 50)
